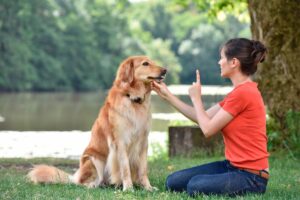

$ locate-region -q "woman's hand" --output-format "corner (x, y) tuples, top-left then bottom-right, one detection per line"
(151, 81), (171, 100)
(188, 70), (202, 102)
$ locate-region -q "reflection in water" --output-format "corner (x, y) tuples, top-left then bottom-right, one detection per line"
(0, 87), (228, 131)
(0, 115), (5, 122)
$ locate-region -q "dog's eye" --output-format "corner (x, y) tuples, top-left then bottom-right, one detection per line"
(142, 62), (149, 66)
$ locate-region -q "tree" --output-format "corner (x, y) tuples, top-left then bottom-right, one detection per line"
(0, 0), (37, 91)
(248, 0), (300, 154)
(177, 15), (249, 85)
(125, 1), (182, 84)
(128, 0), (249, 85)
(0, 0), (137, 91)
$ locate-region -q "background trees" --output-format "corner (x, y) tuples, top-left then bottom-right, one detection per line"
(0, 0), (248, 91)
(0, 0), (135, 91)
(129, 1), (249, 85)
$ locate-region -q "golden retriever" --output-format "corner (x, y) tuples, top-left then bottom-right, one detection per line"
(27, 56), (167, 191)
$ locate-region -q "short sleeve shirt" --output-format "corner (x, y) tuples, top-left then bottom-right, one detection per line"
(219, 82), (269, 170)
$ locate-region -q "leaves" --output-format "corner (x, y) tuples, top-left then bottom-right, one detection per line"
(0, 0), (134, 91)
(0, 0), (250, 91)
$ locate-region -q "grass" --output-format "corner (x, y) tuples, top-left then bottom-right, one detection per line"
(0, 155), (299, 200)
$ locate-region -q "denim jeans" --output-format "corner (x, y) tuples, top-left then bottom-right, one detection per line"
(165, 160), (268, 197)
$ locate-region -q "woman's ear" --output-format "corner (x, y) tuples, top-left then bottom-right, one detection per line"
(231, 58), (241, 69)
(116, 57), (134, 85)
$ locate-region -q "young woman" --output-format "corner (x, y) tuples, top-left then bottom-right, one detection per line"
(151, 38), (269, 197)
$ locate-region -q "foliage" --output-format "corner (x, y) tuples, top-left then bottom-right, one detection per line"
(129, 0), (250, 85)
(168, 1), (250, 85)
(266, 115), (281, 152)
(0, 0), (149, 91)
(267, 111), (300, 158)
(149, 142), (168, 161)
(0, 0), (250, 91)
(125, 1), (183, 84)
(285, 111), (300, 155)
(173, 0), (248, 20)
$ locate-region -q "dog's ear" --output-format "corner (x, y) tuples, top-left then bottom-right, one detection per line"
(116, 57), (134, 85)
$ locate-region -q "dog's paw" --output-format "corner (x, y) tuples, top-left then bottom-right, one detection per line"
(122, 185), (134, 192)
(86, 183), (97, 188)
(87, 182), (99, 188)
(144, 185), (159, 192)
(122, 182), (134, 192)
(85, 179), (102, 188)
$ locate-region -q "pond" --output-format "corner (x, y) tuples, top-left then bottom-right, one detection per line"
(0, 85), (232, 132)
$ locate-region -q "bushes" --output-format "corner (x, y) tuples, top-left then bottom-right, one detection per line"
(267, 110), (300, 158)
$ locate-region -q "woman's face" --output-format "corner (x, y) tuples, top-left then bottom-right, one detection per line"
(218, 48), (233, 78)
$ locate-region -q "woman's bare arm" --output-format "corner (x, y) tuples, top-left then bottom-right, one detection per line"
(151, 81), (221, 123)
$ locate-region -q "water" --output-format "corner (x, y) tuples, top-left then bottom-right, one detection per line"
(0, 85), (231, 132)
(0, 86), (231, 158)
(0, 131), (167, 158)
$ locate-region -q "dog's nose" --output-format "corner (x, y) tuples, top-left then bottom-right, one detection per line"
(161, 68), (167, 76)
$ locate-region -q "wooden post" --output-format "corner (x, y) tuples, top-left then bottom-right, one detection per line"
(168, 126), (223, 157)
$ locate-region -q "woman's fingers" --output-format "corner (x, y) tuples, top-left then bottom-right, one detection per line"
(151, 81), (164, 93)
(153, 81), (166, 88)
(152, 81), (160, 89)
(196, 69), (201, 84)
(151, 81), (169, 99)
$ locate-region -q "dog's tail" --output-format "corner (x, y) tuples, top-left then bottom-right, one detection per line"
(27, 164), (75, 184)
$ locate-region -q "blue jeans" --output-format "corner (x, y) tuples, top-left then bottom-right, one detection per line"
(165, 160), (268, 197)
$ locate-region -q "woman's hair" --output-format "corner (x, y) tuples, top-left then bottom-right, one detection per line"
(222, 38), (267, 75)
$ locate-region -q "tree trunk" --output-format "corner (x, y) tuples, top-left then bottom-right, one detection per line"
(168, 126), (223, 157)
(248, 0), (300, 132)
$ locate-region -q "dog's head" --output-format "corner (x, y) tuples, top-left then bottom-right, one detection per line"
(115, 56), (167, 87)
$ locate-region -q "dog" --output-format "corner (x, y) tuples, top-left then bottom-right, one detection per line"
(27, 56), (167, 191)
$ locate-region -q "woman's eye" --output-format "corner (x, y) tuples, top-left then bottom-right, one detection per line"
(142, 62), (149, 66)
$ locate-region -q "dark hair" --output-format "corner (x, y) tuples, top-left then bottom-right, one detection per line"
(222, 38), (267, 75)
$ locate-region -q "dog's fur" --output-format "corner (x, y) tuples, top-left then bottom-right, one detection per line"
(27, 56), (167, 191)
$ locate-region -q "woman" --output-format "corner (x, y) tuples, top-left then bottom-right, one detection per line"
(151, 38), (269, 197)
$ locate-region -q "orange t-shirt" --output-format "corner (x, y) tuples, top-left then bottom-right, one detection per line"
(219, 82), (269, 170)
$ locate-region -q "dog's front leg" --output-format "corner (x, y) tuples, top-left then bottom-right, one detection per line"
(138, 141), (155, 191)
(117, 142), (133, 191)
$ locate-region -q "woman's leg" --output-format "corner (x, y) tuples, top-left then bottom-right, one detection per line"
(165, 160), (228, 192)
(186, 169), (268, 197)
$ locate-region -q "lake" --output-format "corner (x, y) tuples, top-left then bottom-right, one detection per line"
(0, 85), (232, 132)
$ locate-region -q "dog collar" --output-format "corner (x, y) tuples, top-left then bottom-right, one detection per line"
(126, 94), (144, 104)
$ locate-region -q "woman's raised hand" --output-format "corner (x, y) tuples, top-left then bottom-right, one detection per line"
(188, 69), (202, 101)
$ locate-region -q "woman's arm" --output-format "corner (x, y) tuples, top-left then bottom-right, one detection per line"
(189, 70), (233, 138)
(206, 104), (222, 118)
(191, 97), (233, 138)
(151, 81), (221, 123)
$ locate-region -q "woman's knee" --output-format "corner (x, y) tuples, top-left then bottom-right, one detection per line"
(165, 173), (176, 190)
(186, 176), (206, 197)
(165, 172), (185, 191)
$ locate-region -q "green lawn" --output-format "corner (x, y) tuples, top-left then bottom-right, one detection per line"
(0, 155), (299, 200)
